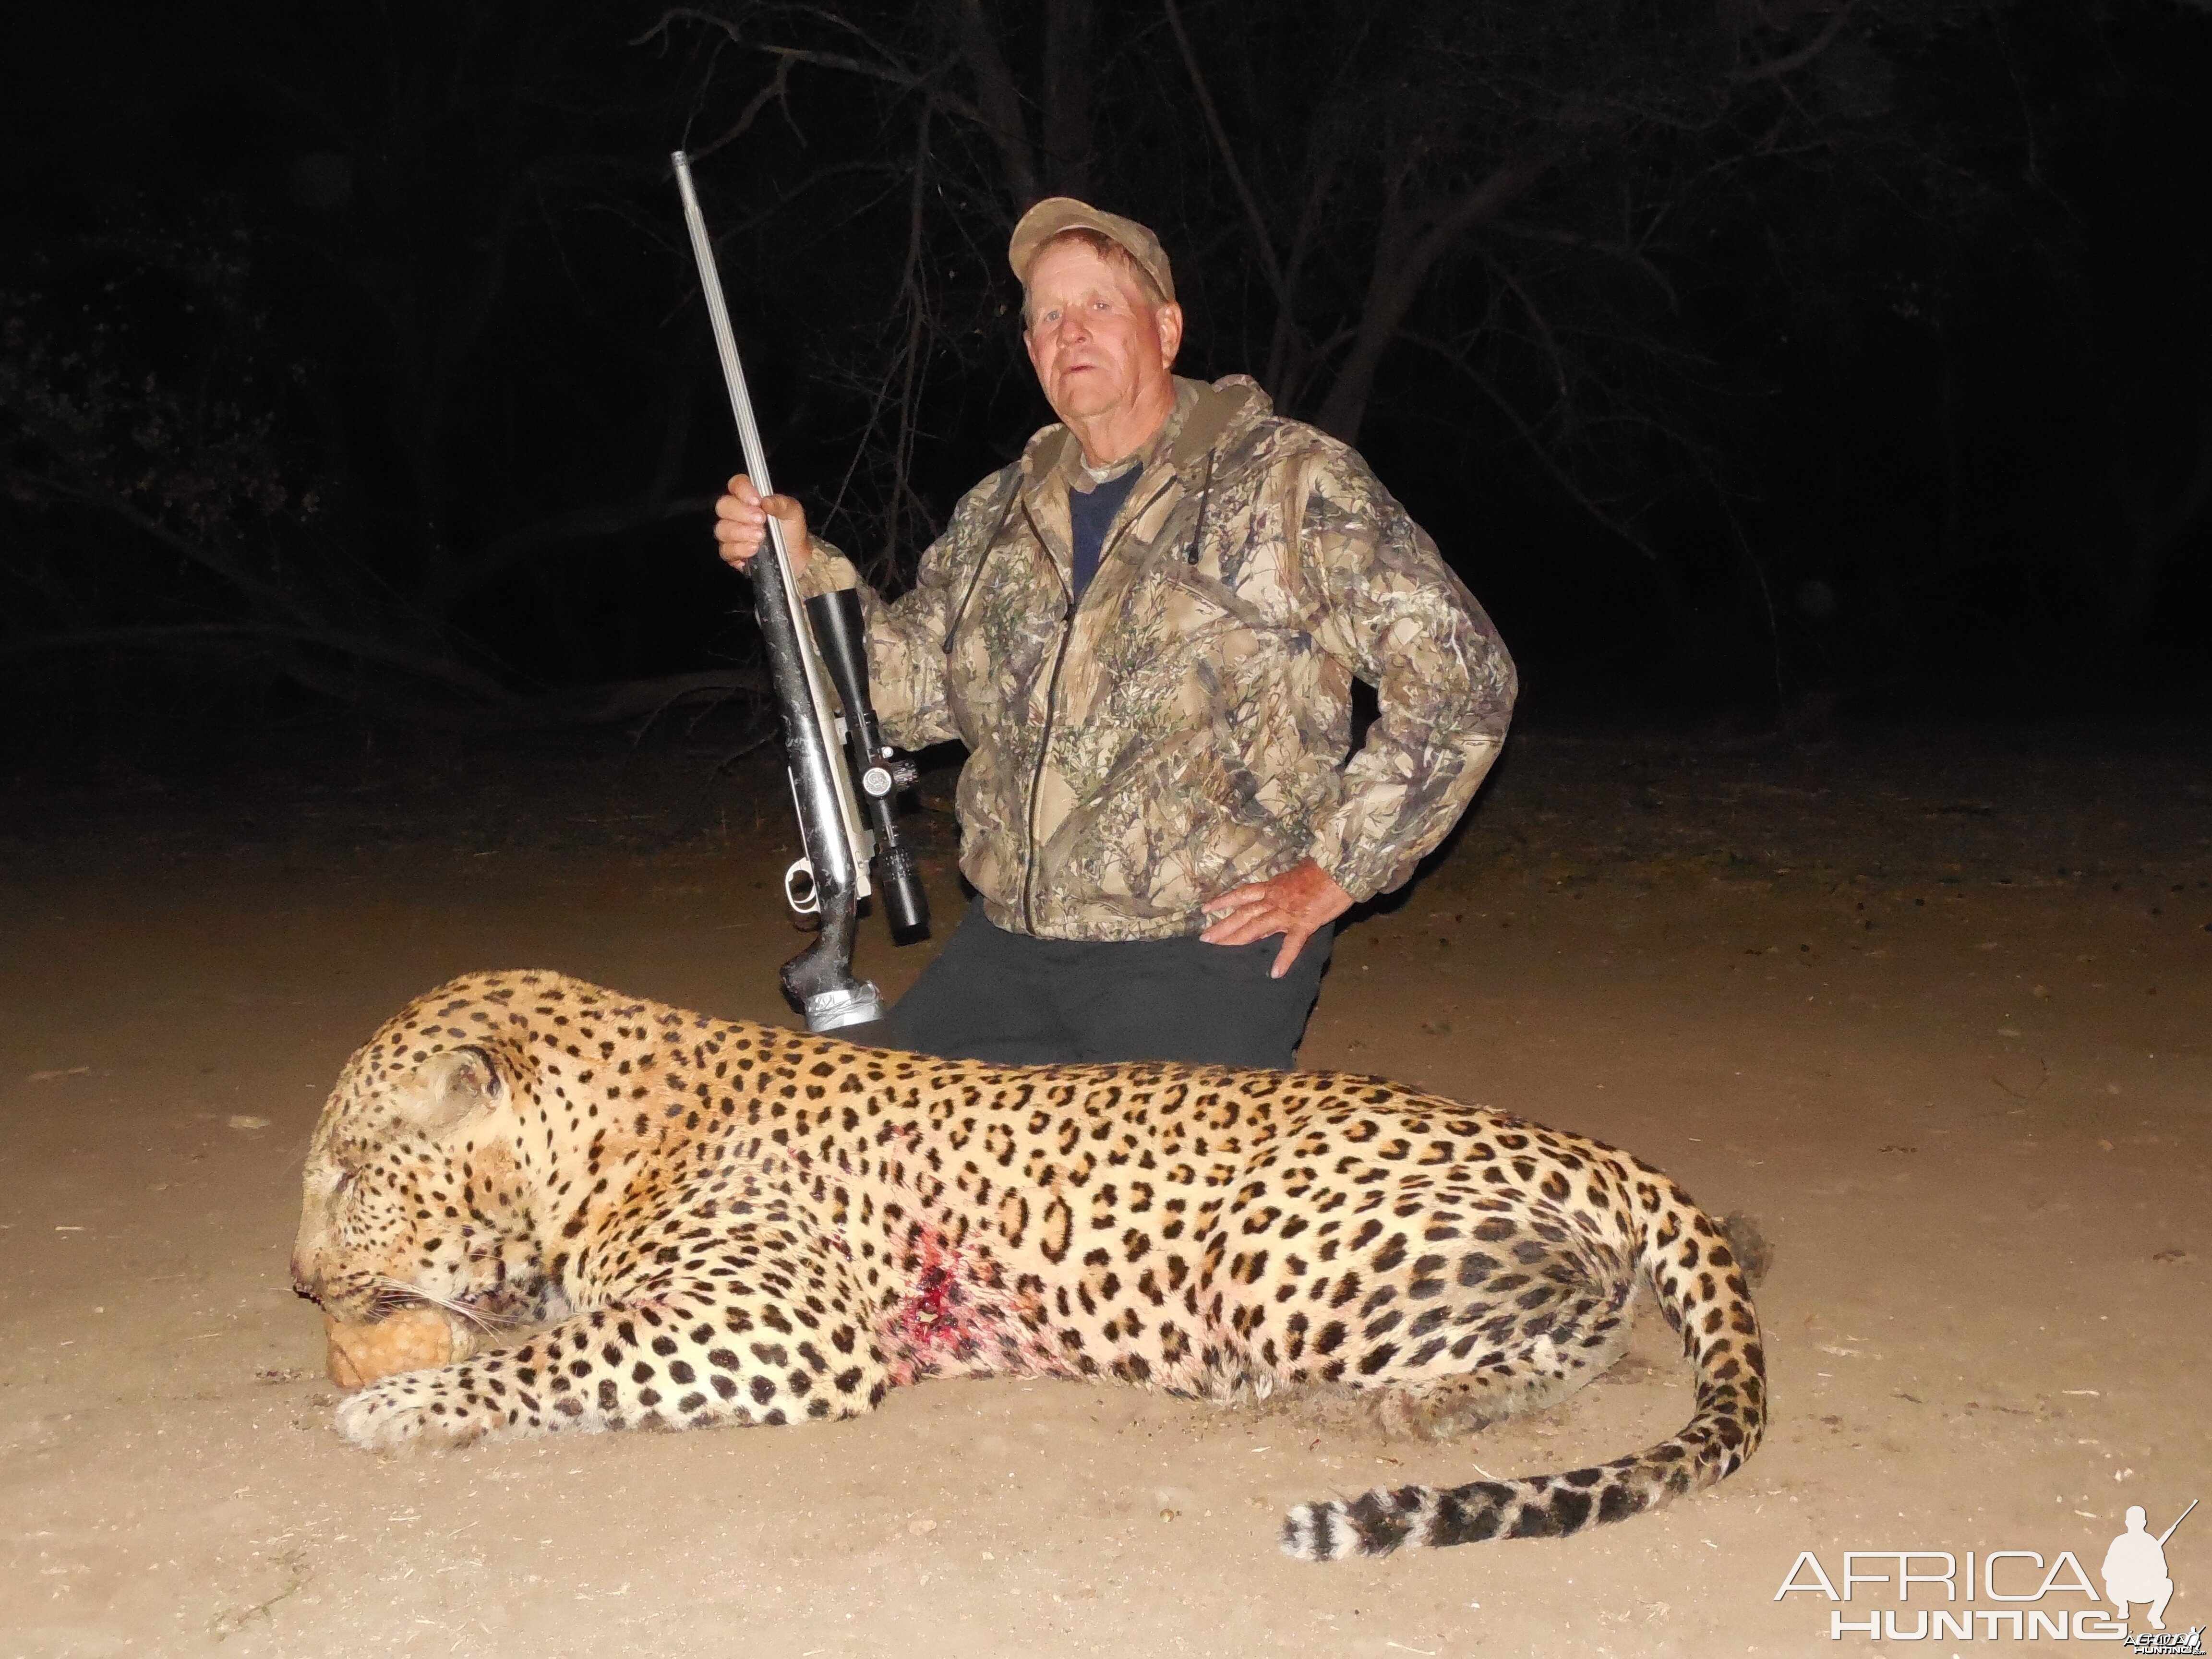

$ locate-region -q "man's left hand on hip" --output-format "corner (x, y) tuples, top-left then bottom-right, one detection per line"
(1200, 860), (1355, 979)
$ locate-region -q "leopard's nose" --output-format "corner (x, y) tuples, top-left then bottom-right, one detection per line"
(290, 1252), (316, 1300)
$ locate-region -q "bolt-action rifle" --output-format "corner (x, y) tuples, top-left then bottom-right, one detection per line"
(673, 150), (929, 1032)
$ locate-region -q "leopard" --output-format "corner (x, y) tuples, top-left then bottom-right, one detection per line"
(290, 970), (1766, 1560)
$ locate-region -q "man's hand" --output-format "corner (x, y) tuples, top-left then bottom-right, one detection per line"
(713, 474), (812, 579)
(1200, 859), (1354, 979)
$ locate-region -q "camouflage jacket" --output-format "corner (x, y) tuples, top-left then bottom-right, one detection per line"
(798, 374), (1516, 941)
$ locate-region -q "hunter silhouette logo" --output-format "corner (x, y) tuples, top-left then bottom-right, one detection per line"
(2109, 1501), (2195, 1647)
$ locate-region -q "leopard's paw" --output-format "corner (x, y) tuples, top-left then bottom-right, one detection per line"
(334, 1373), (496, 1452)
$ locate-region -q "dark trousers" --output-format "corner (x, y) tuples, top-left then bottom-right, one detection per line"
(871, 896), (1333, 1069)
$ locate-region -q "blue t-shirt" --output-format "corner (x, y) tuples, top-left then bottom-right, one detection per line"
(1068, 466), (1141, 602)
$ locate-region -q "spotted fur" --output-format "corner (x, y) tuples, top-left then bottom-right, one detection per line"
(291, 971), (1766, 1558)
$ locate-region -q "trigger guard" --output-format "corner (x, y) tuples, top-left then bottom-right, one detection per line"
(783, 857), (821, 915)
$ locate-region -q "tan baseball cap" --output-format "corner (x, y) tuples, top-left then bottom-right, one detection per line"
(1009, 197), (1176, 305)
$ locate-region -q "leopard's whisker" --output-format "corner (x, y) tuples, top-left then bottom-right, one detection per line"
(371, 1277), (518, 1333)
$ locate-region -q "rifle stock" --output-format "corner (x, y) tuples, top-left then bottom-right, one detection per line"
(673, 150), (929, 1032)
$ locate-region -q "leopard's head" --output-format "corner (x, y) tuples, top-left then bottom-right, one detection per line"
(291, 1034), (540, 1326)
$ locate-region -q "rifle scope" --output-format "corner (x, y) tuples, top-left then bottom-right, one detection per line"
(806, 589), (929, 938)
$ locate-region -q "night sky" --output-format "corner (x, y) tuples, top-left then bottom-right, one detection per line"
(4, 0), (2208, 759)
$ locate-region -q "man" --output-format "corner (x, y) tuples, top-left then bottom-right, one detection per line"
(715, 198), (1515, 1067)
(2103, 1505), (2177, 1631)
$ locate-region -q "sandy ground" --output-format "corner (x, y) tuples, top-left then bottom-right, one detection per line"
(1, 725), (2207, 1658)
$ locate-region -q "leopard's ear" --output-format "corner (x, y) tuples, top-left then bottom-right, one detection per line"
(392, 1046), (507, 1138)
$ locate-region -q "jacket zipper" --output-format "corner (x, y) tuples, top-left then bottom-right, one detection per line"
(1020, 588), (1079, 936)
(941, 475), (1023, 659)
(1016, 478), (1178, 934)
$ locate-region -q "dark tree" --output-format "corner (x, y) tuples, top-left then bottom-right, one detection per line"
(1, 0), (2204, 734)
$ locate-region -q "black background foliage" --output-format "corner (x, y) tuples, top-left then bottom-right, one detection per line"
(2, 0), (2207, 752)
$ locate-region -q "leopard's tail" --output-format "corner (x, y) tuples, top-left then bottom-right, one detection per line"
(1278, 1183), (1766, 1560)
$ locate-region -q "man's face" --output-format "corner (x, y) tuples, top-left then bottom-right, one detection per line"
(1022, 240), (1183, 433)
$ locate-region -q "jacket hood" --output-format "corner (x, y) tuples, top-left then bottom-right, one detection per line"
(1021, 375), (1274, 485)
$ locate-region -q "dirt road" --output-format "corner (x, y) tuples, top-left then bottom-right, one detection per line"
(3, 727), (2205, 1657)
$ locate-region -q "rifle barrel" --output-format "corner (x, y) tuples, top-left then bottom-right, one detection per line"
(673, 148), (883, 1031)
(673, 151), (775, 498)
(2158, 1497), (2198, 1546)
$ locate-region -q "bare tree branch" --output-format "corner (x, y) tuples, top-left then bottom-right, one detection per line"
(639, 8), (990, 129)
(1316, 154), (1548, 442)
(442, 495), (720, 602)
(1487, 219), (1680, 311)
(2103, 414), (2212, 649)
(1041, 0), (1096, 196)
(1402, 331), (1664, 563)
(435, 372), (705, 608)
(1731, 6), (1854, 85)
(0, 623), (767, 731)
(886, 98), (935, 570)
(1162, 0), (1288, 308)
(0, 619), (506, 704)
(689, 53), (797, 163)
(937, 0), (1039, 208)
